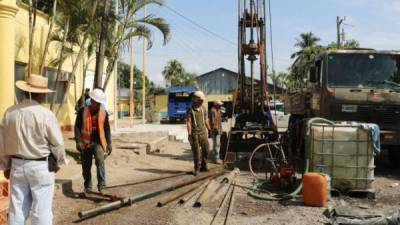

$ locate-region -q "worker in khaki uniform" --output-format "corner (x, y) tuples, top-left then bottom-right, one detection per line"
(187, 91), (210, 176)
(0, 74), (67, 225)
(209, 101), (223, 164)
(75, 88), (112, 194)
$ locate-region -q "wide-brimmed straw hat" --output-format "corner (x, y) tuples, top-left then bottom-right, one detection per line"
(215, 100), (223, 106)
(89, 88), (107, 105)
(193, 91), (205, 101)
(15, 74), (54, 93)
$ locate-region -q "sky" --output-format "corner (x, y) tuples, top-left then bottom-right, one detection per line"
(121, 0), (400, 86)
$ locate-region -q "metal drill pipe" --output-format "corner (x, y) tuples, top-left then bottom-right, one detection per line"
(78, 170), (225, 219)
(211, 169), (239, 202)
(179, 179), (210, 205)
(223, 180), (236, 225)
(104, 167), (222, 189)
(210, 181), (235, 225)
(194, 178), (219, 208)
(104, 172), (187, 189)
(157, 182), (201, 207)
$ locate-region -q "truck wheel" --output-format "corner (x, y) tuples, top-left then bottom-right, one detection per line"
(388, 147), (400, 167)
(220, 132), (228, 160)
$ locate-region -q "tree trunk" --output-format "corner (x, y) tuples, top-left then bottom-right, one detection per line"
(28, 0), (36, 77)
(56, 0), (99, 116)
(39, 0), (58, 75)
(94, 0), (110, 89)
(50, 18), (70, 111)
(80, 56), (90, 103)
(129, 38), (135, 117)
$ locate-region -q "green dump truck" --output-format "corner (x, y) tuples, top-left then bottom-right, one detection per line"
(285, 49), (400, 164)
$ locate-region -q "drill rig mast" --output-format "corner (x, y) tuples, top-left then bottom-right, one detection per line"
(223, 0), (277, 163)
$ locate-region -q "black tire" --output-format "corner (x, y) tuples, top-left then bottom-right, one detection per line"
(169, 117), (176, 124)
(388, 146), (400, 167)
(220, 132), (228, 160)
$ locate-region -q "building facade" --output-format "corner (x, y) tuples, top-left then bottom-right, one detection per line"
(0, 1), (116, 130)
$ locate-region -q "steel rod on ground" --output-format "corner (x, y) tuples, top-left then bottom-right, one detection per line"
(78, 170), (225, 220)
(210, 181), (234, 225)
(223, 180), (236, 225)
(104, 172), (188, 189)
(179, 180), (210, 205)
(157, 181), (205, 207)
(194, 179), (218, 207)
(211, 169), (239, 202)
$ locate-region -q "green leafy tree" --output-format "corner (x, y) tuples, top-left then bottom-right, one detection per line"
(290, 32), (321, 59)
(117, 61), (159, 113)
(289, 32), (324, 89)
(327, 39), (360, 49)
(102, 0), (171, 90)
(162, 59), (198, 87)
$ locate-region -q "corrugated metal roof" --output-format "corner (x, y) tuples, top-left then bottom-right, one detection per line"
(167, 86), (197, 93)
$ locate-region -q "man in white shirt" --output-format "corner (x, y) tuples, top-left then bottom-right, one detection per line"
(0, 74), (67, 225)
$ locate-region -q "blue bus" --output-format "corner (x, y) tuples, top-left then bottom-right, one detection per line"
(167, 86), (197, 122)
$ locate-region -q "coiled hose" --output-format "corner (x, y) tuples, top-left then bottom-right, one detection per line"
(248, 117), (334, 201)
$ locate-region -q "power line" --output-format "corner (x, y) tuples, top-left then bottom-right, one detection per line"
(163, 4), (236, 47)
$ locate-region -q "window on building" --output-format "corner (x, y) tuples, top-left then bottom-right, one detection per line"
(42, 68), (70, 104)
(15, 62), (26, 103)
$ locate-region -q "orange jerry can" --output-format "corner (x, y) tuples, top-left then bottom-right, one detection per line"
(303, 173), (327, 207)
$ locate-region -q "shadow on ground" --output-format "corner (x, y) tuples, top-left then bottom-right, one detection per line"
(150, 148), (193, 161)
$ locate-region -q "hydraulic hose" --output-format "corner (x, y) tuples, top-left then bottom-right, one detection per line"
(248, 117), (334, 201)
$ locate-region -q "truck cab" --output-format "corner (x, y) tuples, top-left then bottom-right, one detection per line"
(167, 86), (196, 122)
(305, 49), (400, 161)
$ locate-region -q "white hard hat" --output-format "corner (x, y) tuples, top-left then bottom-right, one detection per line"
(89, 88), (107, 105)
(193, 91), (205, 100)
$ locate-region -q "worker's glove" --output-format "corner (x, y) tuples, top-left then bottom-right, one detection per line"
(76, 142), (85, 152)
(106, 145), (112, 156)
(3, 169), (10, 180)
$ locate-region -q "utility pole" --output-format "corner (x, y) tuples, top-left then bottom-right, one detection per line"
(341, 27), (345, 46)
(142, 1), (147, 124)
(129, 37), (135, 124)
(336, 16), (345, 48)
(114, 0), (119, 130)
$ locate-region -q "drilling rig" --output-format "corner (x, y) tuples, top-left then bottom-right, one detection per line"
(222, 0), (278, 164)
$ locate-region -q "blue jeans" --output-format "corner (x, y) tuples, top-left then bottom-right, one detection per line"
(8, 159), (55, 225)
(210, 132), (221, 162)
(81, 144), (106, 192)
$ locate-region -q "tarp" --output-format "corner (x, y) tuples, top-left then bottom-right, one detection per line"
(325, 205), (400, 225)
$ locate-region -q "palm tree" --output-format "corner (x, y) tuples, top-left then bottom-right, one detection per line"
(55, 0), (100, 115)
(102, 0), (171, 90)
(38, 0), (57, 75)
(94, 0), (111, 88)
(162, 59), (185, 86)
(290, 32), (324, 89)
(290, 32), (320, 59)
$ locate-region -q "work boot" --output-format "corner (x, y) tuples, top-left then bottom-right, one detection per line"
(193, 169), (200, 176)
(213, 159), (222, 164)
(200, 164), (209, 172)
(82, 189), (92, 198)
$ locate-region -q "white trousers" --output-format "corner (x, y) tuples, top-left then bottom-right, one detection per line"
(8, 159), (55, 225)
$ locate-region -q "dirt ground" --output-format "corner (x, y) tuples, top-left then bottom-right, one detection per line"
(53, 131), (400, 225)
